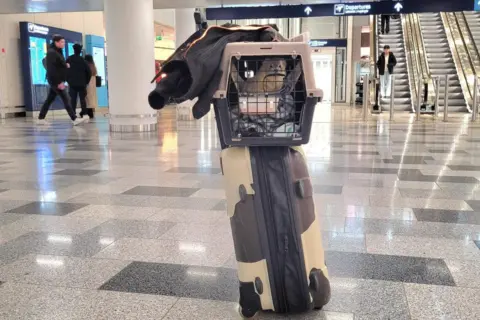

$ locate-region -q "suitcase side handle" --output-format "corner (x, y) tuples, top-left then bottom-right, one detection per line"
(295, 178), (312, 199)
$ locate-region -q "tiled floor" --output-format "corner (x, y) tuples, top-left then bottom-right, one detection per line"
(0, 106), (480, 319)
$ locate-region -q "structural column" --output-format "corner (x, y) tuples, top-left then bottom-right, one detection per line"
(174, 8), (197, 47)
(104, 0), (157, 132)
(174, 8), (197, 121)
(346, 16), (363, 105)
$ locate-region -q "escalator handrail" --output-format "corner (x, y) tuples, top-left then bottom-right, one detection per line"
(452, 12), (478, 77)
(410, 13), (435, 104)
(412, 13), (431, 81)
(403, 14), (420, 109)
(442, 12), (473, 111)
(372, 14), (378, 80)
(409, 14), (424, 104)
(411, 15), (427, 81)
(401, 14), (416, 111)
(414, 13), (435, 104)
(413, 13), (439, 106)
(452, 12), (478, 104)
(368, 14), (378, 106)
(459, 11), (480, 75)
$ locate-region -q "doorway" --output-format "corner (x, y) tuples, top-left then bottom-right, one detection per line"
(312, 50), (334, 103)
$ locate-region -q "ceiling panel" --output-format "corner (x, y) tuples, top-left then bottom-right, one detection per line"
(0, 0), (341, 14)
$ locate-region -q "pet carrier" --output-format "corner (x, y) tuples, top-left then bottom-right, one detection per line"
(213, 41), (322, 147)
(215, 34), (331, 319)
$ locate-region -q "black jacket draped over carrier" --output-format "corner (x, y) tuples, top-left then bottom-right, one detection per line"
(148, 25), (283, 119)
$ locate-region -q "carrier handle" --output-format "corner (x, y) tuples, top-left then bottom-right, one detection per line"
(295, 178), (313, 199)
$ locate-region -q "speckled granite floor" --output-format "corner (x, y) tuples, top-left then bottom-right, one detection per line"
(0, 106), (479, 319)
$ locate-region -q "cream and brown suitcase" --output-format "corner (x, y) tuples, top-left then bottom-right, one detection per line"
(221, 145), (331, 318)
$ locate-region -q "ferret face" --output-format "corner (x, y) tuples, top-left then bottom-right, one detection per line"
(263, 58), (286, 75)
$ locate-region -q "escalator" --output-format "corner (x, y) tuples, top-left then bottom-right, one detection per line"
(443, 12), (480, 111)
(418, 13), (468, 112)
(376, 16), (411, 110)
(464, 11), (480, 49)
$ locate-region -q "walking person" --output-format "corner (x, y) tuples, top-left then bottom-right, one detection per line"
(66, 43), (92, 119)
(381, 14), (390, 34)
(85, 55), (98, 118)
(377, 45), (397, 98)
(38, 34), (86, 126)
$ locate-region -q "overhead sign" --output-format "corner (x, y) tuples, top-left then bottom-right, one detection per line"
(206, 0), (474, 20)
(28, 23), (49, 35)
(309, 39), (347, 48)
(333, 4), (372, 15)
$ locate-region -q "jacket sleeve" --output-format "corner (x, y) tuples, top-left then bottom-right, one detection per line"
(46, 51), (62, 86)
(390, 54), (397, 66)
(192, 69), (223, 119)
(376, 56), (381, 68)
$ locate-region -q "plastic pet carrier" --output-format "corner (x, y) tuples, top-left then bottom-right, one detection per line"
(213, 39), (322, 147)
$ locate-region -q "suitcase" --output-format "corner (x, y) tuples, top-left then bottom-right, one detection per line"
(221, 146), (331, 318)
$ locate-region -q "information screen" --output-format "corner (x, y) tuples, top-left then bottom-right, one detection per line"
(29, 36), (48, 85)
(67, 42), (75, 57)
(93, 46), (106, 86)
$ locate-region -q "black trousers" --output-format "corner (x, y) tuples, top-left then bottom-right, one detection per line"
(69, 86), (88, 117)
(39, 87), (77, 121)
(381, 15), (390, 34)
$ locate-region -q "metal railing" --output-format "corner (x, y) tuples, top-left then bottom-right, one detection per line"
(362, 73), (452, 122)
(363, 75), (370, 121)
(472, 75), (479, 121)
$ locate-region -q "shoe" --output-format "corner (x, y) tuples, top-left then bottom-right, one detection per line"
(37, 119), (49, 125)
(72, 118), (87, 126)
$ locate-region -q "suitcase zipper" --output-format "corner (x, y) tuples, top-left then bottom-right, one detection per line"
(280, 148), (311, 312)
(255, 147), (288, 312)
(253, 147), (310, 313)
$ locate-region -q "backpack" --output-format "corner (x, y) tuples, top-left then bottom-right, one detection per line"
(42, 57), (47, 69)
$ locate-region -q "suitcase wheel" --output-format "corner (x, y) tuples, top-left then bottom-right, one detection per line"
(254, 277), (263, 295)
(309, 268), (331, 310)
(238, 306), (258, 319)
(239, 282), (261, 319)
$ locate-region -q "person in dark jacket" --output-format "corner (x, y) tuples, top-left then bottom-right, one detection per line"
(67, 43), (92, 119)
(376, 45), (397, 98)
(381, 14), (390, 34)
(38, 35), (86, 126)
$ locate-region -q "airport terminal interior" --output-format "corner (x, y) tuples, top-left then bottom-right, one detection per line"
(1, 0), (480, 319)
